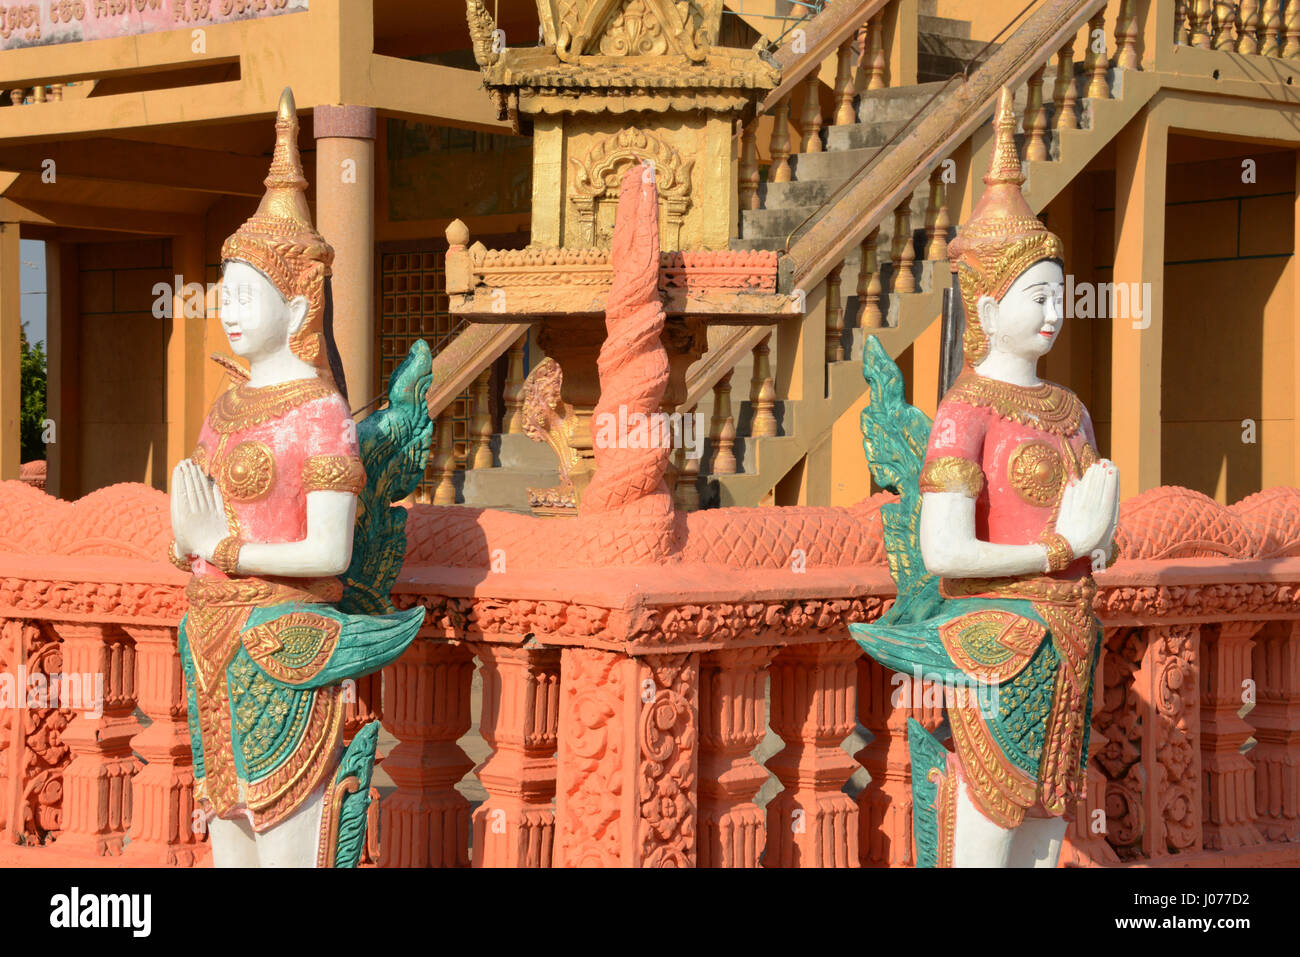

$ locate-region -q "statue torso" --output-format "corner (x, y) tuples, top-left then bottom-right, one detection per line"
(921, 372), (1099, 578)
(192, 376), (364, 565)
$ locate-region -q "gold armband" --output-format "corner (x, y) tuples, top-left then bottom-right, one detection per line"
(168, 541), (194, 571)
(302, 455), (366, 494)
(212, 535), (244, 576)
(918, 456), (985, 497)
(1040, 532), (1075, 573)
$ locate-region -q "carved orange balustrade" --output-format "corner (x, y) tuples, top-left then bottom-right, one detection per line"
(1, 479), (1299, 868)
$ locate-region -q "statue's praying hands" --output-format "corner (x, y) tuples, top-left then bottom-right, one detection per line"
(170, 458), (230, 565)
(1054, 459), (1121, 567)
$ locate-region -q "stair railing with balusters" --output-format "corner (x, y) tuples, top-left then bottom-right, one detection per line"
(679, 0), (1126, 509)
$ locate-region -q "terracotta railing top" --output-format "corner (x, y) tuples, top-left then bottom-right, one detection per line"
(2, 481), (1298, 572)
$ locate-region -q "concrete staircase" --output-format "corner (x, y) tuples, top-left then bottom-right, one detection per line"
(455, 433), (561, 513)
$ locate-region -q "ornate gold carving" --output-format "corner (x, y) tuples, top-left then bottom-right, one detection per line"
(244, 686), (345, 831)
(932, 764), (957, 868)
(212, 535), (244, 576)
(208, 378), (333, 434)
(919, 456), (985, 497)
(946, 373), (1083, 435)
(302, 455), (366, 494)
(522, 357), (581, 513)
(551, 0), (719, 62)
(191, 443), (210, 474)
(241, 612), (343, 686)
(169, 541), (193, 571)
(570, 128), (692, 247)
(1008, 439), (1065, 507)
(1041, 532), (1075, 573)
(938, 609), (1046, 684)
(947, 697), (1036, 829)
(222, 441), (277, 503)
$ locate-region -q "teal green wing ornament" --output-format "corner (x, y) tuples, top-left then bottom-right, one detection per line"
(856, 335), (943, 625)
(341, 339), (436, 616)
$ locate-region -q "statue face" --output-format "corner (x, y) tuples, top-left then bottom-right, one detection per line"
(219, 260), (307, 363)
(977, 259), (1064, 363)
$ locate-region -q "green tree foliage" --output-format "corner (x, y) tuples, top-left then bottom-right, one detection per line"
(20, 324), (46, 462)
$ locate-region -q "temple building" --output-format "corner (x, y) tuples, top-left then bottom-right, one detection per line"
(1, 1), (1297, 510)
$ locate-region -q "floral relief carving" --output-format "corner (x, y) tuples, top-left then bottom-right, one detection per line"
(637, 653), (697, 866)
(570, 128), (692, 248)
(555, 648), (625, 866)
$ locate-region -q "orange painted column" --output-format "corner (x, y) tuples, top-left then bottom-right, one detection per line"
(165, 231), (208, 476)
(764, 641), (860, 867)
(379, 639), (474, 867)
(121, 624), (203, 866)
(468, 643), (560, 868)
(554, 648), (699, 867)
(313, 104), (376, 408)
(1110, 106), (1167, 497)
(50, 623), (138, 856)
(697, 646), (775, 868)
(0, 221), (19, 480)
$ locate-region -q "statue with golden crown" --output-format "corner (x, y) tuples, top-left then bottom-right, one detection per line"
(167, 88), (434, 867)
(852, 88), (1120, 867)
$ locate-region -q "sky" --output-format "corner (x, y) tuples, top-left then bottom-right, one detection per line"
(21, 238), (46, 347)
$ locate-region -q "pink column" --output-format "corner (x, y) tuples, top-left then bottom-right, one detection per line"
(764, 641), (860, 868)
(1201, 621), (1264, 850)
(697, 646), (775, 868)
(121, 624), (203, 866)
(468, 642), (560, 868)
(855, 656), (943, 867)
(1136, 624), (1202, 858)
(1251, 620), (1300, 842)
(313, 103), (376, 406)
(554, 648), (699, 867)
(380, 639), (475, 867)
(50, 622), (138, 857)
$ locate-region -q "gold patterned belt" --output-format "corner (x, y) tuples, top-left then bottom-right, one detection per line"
(940, 573), (1096, 607)
(186, 574), (343, 609)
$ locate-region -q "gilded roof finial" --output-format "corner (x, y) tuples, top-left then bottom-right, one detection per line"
(985, 86), (1025, 188)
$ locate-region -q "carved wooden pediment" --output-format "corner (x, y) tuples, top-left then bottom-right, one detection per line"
(540, 0), (722, 62)
(570, 128), (693, 247)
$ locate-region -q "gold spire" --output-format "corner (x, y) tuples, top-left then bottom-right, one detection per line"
(220, 87), (336, 385)
(947, 85), (1063, 367)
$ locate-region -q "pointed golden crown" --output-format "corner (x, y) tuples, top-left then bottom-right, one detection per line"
(220, 87), (336, 382)
(947, 86), (1064, 366)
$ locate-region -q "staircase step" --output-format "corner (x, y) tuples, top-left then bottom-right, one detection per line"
(495, 431), (559, 471)
(786, 145), (881, 183)
(824, 116), (910, 152)
(458, 465), (561, 511)
(854, 80), (952, 125)
(757, 177), (838, 210)
(919, 32), (997, 64)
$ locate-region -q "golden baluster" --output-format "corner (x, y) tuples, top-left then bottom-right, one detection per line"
(1175, 0), (1191, 44)
(826, 264), (845, 362)
(708, 370), (734, 469)
(857, 227), (883, 330)
(800, 74), (824, 153)
(1085, 10), (1111, 98)
(1212, 0), (1237, 49)
(1237, 0), (1261, 51)
(714, 417), (738, 476)
(502, 333), (527, 435)
(674, 428), (702, 511)
(1189, 0), (1213, 46)
(8, 90), (22, 105)
(1263, 0), (1284, 54)
(770, 94), (793, 184)
(866, 13), (887, 90)
(925, 167), (950, 262)
(1023, 65), (1048, 162)
(834, 36), (856, 126)
(50, 83), (63, 102)
(738, 121), (760, 211)
(432, 414), (456, 506)
(750, 334), (778, 438)
(1284, 0), (1300, 55)
(1054, 38), (1079, 131)
(1116, 0), (1141, 67)
(891, 201), (916, 295)
(470, 368), (493, 469)
(32, 85), (46, 104)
